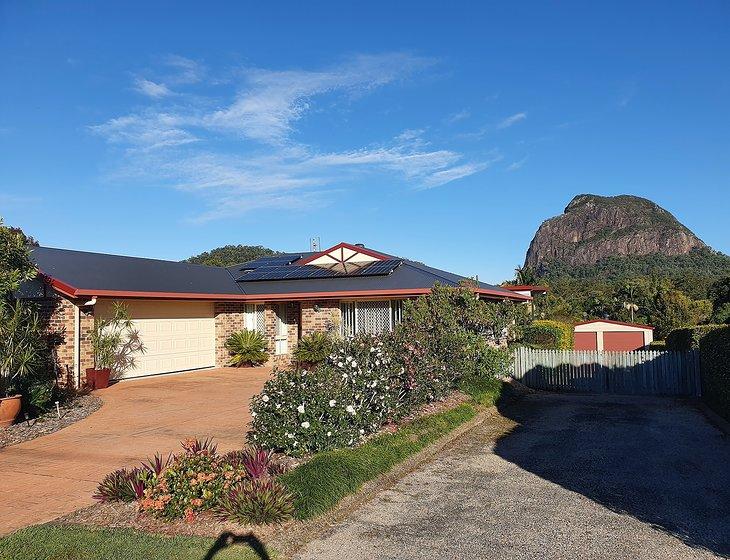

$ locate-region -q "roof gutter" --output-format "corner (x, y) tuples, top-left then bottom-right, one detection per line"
(44, 277), (531, 303)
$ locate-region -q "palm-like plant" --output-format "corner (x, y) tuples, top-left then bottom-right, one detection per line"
(293, 331), (333, 366)
(0, 300), (47, 397)
(225, 329), (268, 366)
(89, 302), (145, 375)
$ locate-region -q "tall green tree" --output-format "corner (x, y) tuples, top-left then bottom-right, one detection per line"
(185, 245), (280, 267)
(0, 218), (36, 299)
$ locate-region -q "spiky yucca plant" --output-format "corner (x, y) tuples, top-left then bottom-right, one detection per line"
(293, 331), (333, 366)
(214, 478), (294, 525)
(225, 330), (269, 367)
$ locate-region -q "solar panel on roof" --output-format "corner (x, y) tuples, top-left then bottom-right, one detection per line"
(237, 259), (402, 282)
(238, 254), (303, 270)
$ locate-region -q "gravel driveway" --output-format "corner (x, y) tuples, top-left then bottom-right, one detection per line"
(298, 394), (730, 559)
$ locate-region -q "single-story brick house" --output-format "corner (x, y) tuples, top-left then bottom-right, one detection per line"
(22, 242), (530, 387)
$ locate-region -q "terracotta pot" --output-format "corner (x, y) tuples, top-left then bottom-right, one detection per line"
(0, 395), (22, 428)
(85, 368), (97, 390)
(85, 368), (112, 390)
(94, 368), (111, 389)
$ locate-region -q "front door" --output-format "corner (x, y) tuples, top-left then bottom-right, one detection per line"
(275, 303), (288, 355)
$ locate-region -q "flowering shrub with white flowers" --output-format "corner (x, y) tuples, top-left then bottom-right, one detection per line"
(249, 285), (516, 457)
(249, 334), (406, 456)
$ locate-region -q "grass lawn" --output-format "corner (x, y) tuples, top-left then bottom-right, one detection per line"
(0, 525), (275, 560)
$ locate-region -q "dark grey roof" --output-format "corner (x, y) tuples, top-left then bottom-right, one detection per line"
(235, 259), (519, 298)
(29, 244), (522, 300)
(31, 246), (243, 295)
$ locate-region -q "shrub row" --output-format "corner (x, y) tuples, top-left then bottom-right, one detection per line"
(698, 325), (730, 421)
(249, 285), (516, 456)
(280, 403), (478, 519)
(521, 320), (574, 349)
(94, 439), (294, 525)
(665, 324), (727, 351)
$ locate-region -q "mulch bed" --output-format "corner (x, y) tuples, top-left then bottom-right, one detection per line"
(0, 394), (103, 448)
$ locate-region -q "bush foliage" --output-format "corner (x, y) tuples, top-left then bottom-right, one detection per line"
(698, 325), (730, 421)
(665, 324), (727, 351)
(249, 285), (515, 457)
(522, 320), (574, 349)
(94, 438), (293, 525)
(226, 329), (269, 367)
(280, 403), (477, 519)
(293, 332), (333, 366)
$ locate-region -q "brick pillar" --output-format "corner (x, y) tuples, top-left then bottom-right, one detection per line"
(214, 302), (247, 367)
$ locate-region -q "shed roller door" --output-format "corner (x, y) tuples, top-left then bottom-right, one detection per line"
(96, 300), (215, 379)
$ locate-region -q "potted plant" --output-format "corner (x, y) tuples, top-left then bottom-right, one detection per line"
(88, 302), (144, 389)
(0, 300), (46, 426)
(225, 329), (269, 367)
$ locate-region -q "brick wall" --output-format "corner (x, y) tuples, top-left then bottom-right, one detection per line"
(301, 300), (341, 337)
(214, 302), (247, 367)
(34, 293), (94, 387)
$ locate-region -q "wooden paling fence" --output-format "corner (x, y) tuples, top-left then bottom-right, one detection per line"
(511, 346), (701, 397)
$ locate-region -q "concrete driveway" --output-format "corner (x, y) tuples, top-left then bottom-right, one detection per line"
(299, 394), (730, 560)
(0, 367), (269, 536)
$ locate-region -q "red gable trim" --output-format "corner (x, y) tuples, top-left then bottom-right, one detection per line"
(296, 242), (390, 266)
(574, 319), (654, 330)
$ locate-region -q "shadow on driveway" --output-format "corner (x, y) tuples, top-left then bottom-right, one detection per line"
(494, 393), (730, 557)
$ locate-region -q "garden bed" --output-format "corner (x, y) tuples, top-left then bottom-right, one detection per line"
(0, 394), (102, 448)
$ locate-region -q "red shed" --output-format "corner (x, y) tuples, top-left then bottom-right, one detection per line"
(573, 320), (654, 351)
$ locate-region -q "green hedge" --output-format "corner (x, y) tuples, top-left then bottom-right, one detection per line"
(665, 324), (726, 351)
(522, 320), (574, 349)
(280, 403), (477, 520)
(699, 325), (730, 422)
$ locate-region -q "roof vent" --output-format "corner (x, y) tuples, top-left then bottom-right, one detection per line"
(355, 243), (365, 248)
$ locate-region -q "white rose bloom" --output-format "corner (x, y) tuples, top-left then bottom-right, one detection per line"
(301, 421), (310, 428)
(262, 395), (269, 402)
(346, 405), (356, 415)
(327, 431), (332, 436)
(329, 399), (336, 407)
(351, 361), (358, 368)
(338, 362), (344, 367)
(359, 429), (365, 435)
(297, 404), (305, 414)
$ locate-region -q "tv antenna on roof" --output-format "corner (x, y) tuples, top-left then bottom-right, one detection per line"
(310, 237), (321, 252)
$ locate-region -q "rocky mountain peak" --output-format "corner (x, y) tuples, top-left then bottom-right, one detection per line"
(524, 194), (706, 268)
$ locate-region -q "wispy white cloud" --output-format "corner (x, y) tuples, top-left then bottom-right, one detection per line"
(205, 53), (433, 144)
(444, 109), (470, 125)
(506, 156), (528, 171)
(496, 112), (527, 129)
(92, 54), (496, 220)
(161, 55), (205, 84)
(133, 78), (173, 98)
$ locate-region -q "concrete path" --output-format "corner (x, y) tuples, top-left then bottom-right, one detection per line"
(298, 394), (730, 560)
(0, 367), (269, 536)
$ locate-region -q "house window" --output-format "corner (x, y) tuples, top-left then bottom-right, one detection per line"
(244, 304), (265, 333)
(340, 300), (405, 336)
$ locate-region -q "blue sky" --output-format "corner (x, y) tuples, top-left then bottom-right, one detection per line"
(1, 1), (728, 283)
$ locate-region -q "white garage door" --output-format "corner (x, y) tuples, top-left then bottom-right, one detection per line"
(96, 300), (215, 379)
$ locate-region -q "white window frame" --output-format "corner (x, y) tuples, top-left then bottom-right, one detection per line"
(244, 304), (265, 334)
